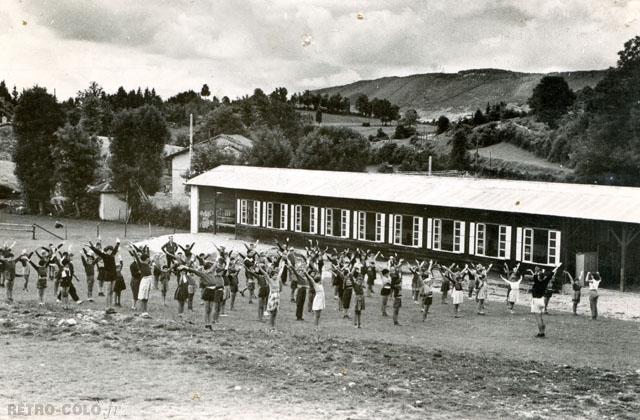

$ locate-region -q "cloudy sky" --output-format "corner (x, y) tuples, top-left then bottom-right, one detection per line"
(1, 0), (638, 100)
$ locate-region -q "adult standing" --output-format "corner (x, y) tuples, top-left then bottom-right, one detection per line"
(530, 264), (561, 338)
(586, 272), (602, 320)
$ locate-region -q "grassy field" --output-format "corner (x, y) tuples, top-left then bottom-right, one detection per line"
(1, 213), (640, 419)
(477, 142), (572, 173)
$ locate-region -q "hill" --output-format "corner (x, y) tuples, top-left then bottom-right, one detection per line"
(314, 68), (605, 120)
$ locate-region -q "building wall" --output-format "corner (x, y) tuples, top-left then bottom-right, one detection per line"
(170, 153), (191, 205)
(99, 193), (129, 221)
(194, 186), (639, 288)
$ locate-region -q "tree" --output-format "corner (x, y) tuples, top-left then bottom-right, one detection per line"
(449, 130), (468, 170)
(77, 82), (107, 135)
(573, 35), (640, 185)
(473, 109), (486, 125)
(52, 124), (100, 216)
(528, 76), (576, 128)
(109, 105), (169, 212)
(245, 127), (293, 168)
(355, 94), (370, 116)
(13, 86), (65, 213)
(293, 126), (370, 172)
(436, 115), (450, 134)
(0, 81), (11, 104)
(195, 105), (246, 141)
(200, 84), (211, 98)
(315, 109), (323, 123)
(185, 142), (237, 179)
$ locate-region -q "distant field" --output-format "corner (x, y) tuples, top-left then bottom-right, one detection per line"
(477, 142), (572, 173)
(297, 110), (385, 125)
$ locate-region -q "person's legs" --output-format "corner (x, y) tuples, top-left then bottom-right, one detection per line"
(393, 306), (400, 325)
(314, 310), (321, 327)
(38, 287), (45, 304)
(178, 299), (185, 315)
(423, 303), (431, 321)
(204, 301), (212, 327)
(589, 292), (598, 320)
(269, 309), (277, 329)
(105, 281), (114, 309)
(86, 275), (94, 300)
(140, 299), (148, 312)
(537, 313), (545, 335)
(188, 293), (194, 311)
(213, 300), (221, 323)
(23, 275), (29, 291)
(6, 278), (14, 302)
(355, 310), (361, 327)
(381, 295), (388, 316)
(295, 287), (306, 320)
(61, 286), (69, 308)
(258, 296), (266, 321)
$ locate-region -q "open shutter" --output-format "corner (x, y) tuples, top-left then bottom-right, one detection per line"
(320, 208), (325, 235)
(426, 218), (433, 249)
(310, 207), (318, 234)
(468, 222), (475, 255)
(515, 227), (522, 261)
(236, 199), (241, 224)
(379, 213), (386, 243)
(343, 210), (350, 238)
(417, 217), (424, 248)
(352, 211), (359, 239)
(289, 205), (294, 231)
(504, 226), (512, 259)
(388, 214), (394, 244)
(555, 231), (562, 265)
(262, 202), (267, 227)
(458, 221), (466, 254)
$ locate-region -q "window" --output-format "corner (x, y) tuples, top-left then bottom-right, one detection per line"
(324, 208), (350, 238)
(340, 209), (350, 238)
(293, 205), (317, 234)
(325, 208), (333, 236)
(431, 218), (464, 253)
(354, 211), (385, 242)
(279, 204), (288, 230)
(519, 227), (561, 265)
(264, 202), (287, 230)
(473, 223), (510, 259)
(392, 214), (422, 247)
(239, 199), (260, 226)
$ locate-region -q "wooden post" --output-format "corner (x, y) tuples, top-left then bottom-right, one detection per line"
(148, 222), (151, 238)
(97, 223), (100, 238)
(610, 225), (640, 292)
(32, 224), (36, 240)
(65, 225), (68, 240)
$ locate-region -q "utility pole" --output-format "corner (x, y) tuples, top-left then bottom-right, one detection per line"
(189, 113), (193, 173)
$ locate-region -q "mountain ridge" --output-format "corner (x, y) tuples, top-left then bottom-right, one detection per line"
(313, 68), (607, 120)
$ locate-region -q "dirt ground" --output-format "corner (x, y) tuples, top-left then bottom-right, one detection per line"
(2, 214), (640, 419)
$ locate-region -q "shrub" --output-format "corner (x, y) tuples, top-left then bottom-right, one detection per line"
(362, 122), (370, 127)
(133, 201), (189, 230)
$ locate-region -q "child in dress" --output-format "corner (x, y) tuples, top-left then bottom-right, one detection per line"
(501, 270), (523, 314)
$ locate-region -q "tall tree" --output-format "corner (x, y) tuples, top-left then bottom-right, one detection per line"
(449, 130), (468, 170)
(13, 86), (65, 213)
(245, 127), (293, 168)
(77, 82), (108, 135)
(528, 76), (576, 128)
(185, 142), (237, 179)
(200, 84), (211, 98)
(52, 124), (100, 216)
(436, 115), (450, 134)
(109, 105), (169, 212)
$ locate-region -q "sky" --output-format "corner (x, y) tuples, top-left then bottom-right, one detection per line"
(1, 0), (639, 100)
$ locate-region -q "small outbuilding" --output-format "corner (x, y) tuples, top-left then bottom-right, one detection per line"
(86, 181), (130, 221)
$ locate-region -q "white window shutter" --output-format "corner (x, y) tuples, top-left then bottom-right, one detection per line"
(426, 218), (433, 249)
(555, 231), (561, 265)
(458, 221), (466, 254)
(388, 214), (394, 244)
(310, 207), (318, 234)
(236, 199), (241, 224)
(380, 213), (386, 243)
(505, 226), (512, 259)
(262, 202), (267, 227)
(320, 208), (325, 235)
(515, 227), (522, 261)
(344, 210), (350, 238)
(417, 217), (424, 248)
(352, 211), (359, 239)
(469, 222), (476, 255)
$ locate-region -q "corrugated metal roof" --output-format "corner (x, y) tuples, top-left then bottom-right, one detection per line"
(186, 165), (640, 224)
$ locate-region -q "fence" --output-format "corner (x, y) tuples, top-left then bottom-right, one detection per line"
(0, 223), (67, 240)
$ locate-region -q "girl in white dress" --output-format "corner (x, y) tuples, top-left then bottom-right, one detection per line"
(501, 272), (523, 314)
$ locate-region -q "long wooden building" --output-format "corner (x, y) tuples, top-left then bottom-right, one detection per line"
(186, 165), (640, 291)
